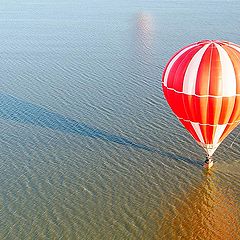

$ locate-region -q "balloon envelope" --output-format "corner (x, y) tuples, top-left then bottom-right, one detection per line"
(162, 40), (240, 156)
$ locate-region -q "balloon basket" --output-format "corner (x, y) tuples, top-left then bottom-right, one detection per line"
(203, 155), (213, 169)
(203, 161), (213, 169)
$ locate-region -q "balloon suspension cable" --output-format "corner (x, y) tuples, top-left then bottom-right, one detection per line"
(230, 128), (240, 148)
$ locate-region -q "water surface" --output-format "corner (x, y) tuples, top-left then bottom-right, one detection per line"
(0, 1), (240, 239)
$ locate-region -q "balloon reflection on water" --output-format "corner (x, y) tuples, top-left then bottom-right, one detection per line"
(142, 172), (240, 240)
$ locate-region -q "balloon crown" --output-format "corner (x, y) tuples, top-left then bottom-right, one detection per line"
(197, 39), (231, 45)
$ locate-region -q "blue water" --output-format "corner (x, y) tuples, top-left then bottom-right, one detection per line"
(0, 1), (240, 239)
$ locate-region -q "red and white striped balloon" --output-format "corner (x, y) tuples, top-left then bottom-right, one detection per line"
(162, 40), (240, 156)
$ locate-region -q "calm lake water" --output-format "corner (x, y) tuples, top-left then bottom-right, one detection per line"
(1, 1), (240, 239)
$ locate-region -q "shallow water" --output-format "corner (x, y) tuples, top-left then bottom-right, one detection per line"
(0, 1), (240, 239)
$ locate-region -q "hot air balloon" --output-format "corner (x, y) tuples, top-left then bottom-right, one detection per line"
(162, 40), (240, 168)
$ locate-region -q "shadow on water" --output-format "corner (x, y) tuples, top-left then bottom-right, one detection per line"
(0, 92), (200, 167)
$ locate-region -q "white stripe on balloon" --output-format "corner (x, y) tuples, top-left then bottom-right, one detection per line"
(215, 43), (236, 97)
(191, 122), (205, 144)
(163, 44), (198, 87)
(182, 44), (210, 95)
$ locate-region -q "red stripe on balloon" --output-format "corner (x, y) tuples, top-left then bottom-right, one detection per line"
(195, 44), (212, 96)
(179, 119), (201, 143)
(208, 45), (222, 96)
